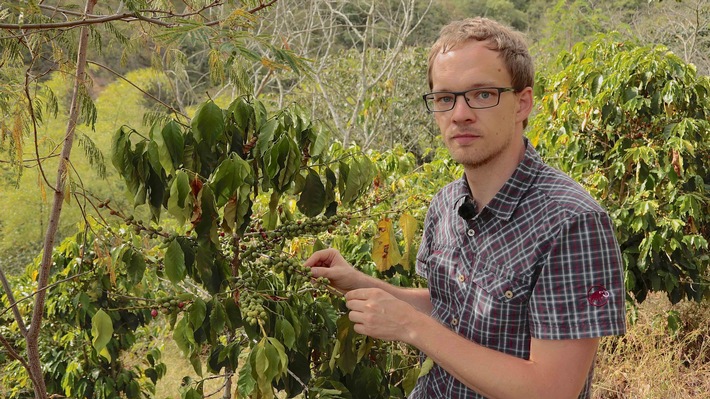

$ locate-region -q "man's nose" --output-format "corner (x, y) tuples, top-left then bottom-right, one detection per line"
(450, 94), (476, 121)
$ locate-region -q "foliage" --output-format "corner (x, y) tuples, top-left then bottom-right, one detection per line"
(530, 33), (710, 304)
(0, 225), (167, 398)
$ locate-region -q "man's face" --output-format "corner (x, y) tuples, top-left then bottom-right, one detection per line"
(430, 40), (530, 170)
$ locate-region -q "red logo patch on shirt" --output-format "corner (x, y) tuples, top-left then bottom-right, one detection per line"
(587, 285), (610, 307)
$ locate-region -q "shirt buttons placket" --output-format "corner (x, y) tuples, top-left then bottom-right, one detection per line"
(504, 290), (514, 300)
(466, 228), (475, 237)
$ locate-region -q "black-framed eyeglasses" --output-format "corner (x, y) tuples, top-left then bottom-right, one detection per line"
(422, 87), (517, 112)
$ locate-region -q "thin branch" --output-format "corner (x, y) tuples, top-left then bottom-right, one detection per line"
(0, 334), (32, 376)
(248, 0), (280, 15)
(0, 266), (28, 336)
(2, 1), (226, 31)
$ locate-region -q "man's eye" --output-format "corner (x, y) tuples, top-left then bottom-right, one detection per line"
(435, 95), (454, 103)
(475, 90), (494, 99)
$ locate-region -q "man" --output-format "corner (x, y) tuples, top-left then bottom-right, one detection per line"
(305, 17), (626, 399)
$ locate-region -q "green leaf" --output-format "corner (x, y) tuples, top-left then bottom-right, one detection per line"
(209, 154), (253, 208)
(237, 356), (256, 397)
(146, 140), (162, 175)
(264, 340), (281, 382)
(334, 316), (357, 374)
(173, 317), (191, 355)
(313, 238), (327, 252)
(183, 388), (202, 399)
(189, 298), (207, 330)
(111, 127), (131, 174)
(341, 155), (375, 205)
(403, 367), (420, 396)
(194, 185), (219, 245)
(167, 170), (192, 225)
(266, 135), (301, 193)
(165, 239), (186, 284)
(267, 337), (288, 373)
(418, 357), (434, 377)
(255, 118), (279, 159)
(125, 249), (146, 286)
(91, 309), (113, 361)
(297, 169), (326, 217)
(191, 101), (224, 147)
(189, 351), (203, 377)
(155, 120), (184, 176)
(276, 319), (296, 349)
(210, 300), (227, 341)
(252, 341), (271, 395)
(311, 126), (330, 158)
(146, 169), (165, 222)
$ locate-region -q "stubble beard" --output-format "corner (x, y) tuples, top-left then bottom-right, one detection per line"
(447, 132), (513, 170)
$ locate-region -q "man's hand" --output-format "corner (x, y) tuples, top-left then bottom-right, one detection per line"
(344, 288), (420, 342)
(304, 248), (364, 294)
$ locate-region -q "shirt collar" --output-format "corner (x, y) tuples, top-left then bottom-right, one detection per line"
(451, 138), (543, 221)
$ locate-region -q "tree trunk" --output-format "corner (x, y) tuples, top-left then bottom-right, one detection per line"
(25, 0), (96, 397)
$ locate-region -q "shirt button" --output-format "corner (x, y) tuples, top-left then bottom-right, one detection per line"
(504, 290), (514, 299)
(466, 228), (475, 237)
(458, 274), (466, 283)
(451, 318), (459, 326)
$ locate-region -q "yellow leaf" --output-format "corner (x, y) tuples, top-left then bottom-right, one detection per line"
(399, 213), (418, 270)
(372, 218), (401, 272)
(399, 213), (417, 248)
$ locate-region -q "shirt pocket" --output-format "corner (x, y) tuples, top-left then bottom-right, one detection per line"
(470, 267), (532, 305)
(465, 264), (533, 336)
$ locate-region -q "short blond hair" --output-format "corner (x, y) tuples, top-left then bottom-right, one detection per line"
(427, 17), (534, 92)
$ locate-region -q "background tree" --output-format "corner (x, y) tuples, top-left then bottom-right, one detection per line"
(246, 0), (436, 151)
(630, 0), (710, 75)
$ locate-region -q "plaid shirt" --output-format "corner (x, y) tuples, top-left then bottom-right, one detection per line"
(410, 141), (626, 398)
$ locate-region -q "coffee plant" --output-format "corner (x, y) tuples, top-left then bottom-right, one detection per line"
(106, 96), (425, 398)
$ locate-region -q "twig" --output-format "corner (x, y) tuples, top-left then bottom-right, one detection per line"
(0, 266), (28, 336)
(0, 334), (31, 375)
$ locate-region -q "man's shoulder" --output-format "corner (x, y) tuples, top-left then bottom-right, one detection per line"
(530, 163), (606, 216)
(431, 178), (466, 203)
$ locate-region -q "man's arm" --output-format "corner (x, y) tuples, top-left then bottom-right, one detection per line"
(345, 288), (599, 399)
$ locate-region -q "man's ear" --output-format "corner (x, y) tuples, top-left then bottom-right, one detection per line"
(516, 87), (534, 123)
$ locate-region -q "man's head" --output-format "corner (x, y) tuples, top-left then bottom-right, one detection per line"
(425, 18), (535, 171)
(427, 17), (534, 96)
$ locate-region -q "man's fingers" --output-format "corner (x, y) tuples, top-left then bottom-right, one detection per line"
(344, 288), (380, 301)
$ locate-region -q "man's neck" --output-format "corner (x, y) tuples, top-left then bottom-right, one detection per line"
(464, 139), (526, 213)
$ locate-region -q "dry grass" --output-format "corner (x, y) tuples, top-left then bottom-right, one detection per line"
(593, 293), (710, 399)
(153, 336), (227, 399)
